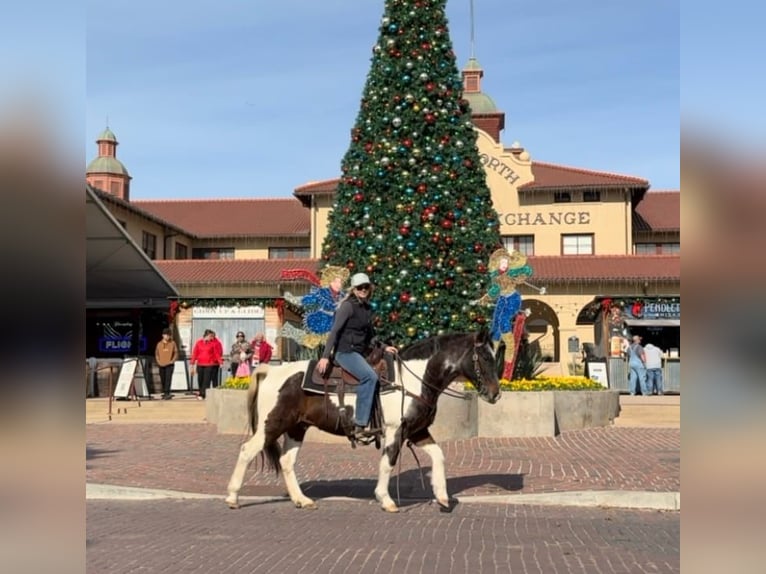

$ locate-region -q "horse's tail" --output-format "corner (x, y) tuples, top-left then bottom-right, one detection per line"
(247, 374), (260, 434)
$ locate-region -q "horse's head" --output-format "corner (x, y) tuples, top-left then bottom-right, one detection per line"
(465, 327), (501, 404)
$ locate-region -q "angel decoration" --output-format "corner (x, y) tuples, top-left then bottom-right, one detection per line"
(279, 265), (350, 350)
(473, 248), (537, 379)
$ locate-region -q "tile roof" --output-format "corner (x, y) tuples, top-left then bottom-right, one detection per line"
(634, 191), (680, 231)
(519, 161), (649, 190)
(90, 186), (188, 235)
(133, 198), (310, 238)
(155, 258), (320, 284)
(293, 161), (649, 204)
(155, 255), (678, 287)
(293, 178), (340, 205)
(527, 255), (680, 283)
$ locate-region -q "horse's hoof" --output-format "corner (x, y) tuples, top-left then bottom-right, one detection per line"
(225, 499), (240, 510)
(296, 499), (317, 510)
(381, 503), (399, 513)
(437, 498), (458, 513)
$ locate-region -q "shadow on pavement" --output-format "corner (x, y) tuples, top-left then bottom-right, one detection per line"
(299, 470), (524, 500)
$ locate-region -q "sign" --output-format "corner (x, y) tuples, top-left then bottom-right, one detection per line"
(641, 301), (680, 320)
(113, 358), (149, 398)
(479, 153), (521, 184)
(587, 362), (609, 388)
(170, 360), (190, 391)
(497, 211), (591, 226)
(192, 305), (265, 319)
(97, 320), (148, 354)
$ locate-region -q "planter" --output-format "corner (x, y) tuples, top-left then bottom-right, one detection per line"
(206, 388), (250, 434)
(477, 391), (556, 437)
(430, 391), (478, 442)
(206, 387), (620, 439)
(553, 390), (620, 433)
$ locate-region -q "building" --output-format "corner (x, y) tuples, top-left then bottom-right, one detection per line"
(85, 58), (679, 391)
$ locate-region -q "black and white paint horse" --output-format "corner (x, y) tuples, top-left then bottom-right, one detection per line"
(225, 328), (501, 513)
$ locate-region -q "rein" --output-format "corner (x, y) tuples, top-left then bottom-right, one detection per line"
(390, 338), (486, 405)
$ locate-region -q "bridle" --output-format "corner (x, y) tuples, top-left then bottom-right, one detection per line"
(390, 335), (491, 407)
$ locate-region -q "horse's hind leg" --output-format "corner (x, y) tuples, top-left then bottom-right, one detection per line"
(280, 432), (316, 509)
(225, 431), (266, 509)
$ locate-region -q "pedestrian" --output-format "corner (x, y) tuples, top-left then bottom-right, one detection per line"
(250, 332), (274, 381)
(154, 327), (178, 400)
(190, 329), (223, 400)
(317, 272), (398, 443)
(250, 332), (273, 366)
(627, 334), (649, 396)
(229, 331), (253, 377)
(643, 342), (665, 395)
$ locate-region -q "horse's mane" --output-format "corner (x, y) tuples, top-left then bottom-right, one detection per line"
(398, 332), (471, 360)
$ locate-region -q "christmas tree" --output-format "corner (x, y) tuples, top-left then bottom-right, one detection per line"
(321, 0), (501, 344)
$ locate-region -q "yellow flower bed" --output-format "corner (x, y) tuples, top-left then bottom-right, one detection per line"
(222, 375), (252, 390)
(466, 375), (603, 392)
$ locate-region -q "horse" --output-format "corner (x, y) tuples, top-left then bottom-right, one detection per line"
(225, 328), (501, 513)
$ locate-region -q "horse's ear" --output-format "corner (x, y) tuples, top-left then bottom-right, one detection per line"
(476, 326), (491, 346)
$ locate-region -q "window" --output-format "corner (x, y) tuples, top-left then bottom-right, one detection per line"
(502, 235), (535, 255)
(562, 233), (594, 255)
(553, 191), (571, 203)
(175, 243), (188, 259)
(635, 242), (680, 255)
(583, 190), (601, 202)
(141, 231), (157, 259)
(110, 181), (121, 196)
(269, 247), (311, 259)
(192, 247), (235, 260)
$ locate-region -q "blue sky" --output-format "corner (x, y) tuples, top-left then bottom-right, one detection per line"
(86, 0), (680, 199)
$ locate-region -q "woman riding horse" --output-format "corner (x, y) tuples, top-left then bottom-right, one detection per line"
(225, 328), (501, 513)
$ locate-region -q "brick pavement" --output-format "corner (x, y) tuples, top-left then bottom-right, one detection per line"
(87, 498), (680, 573)
(86, 424), (679, 501)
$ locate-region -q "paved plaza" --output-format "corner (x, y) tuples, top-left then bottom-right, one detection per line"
(86, 396), (680, 572)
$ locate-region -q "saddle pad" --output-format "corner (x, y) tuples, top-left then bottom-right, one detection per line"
(301, 359), (398, 396)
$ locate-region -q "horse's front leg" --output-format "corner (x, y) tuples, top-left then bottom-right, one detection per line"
(280, 431), (316, 509)
(375, 425), (403, 513)
(226, 431), (265, 509)
(413, 432), (450, 510)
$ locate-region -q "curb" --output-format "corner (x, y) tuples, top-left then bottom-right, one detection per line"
(86, 483), (680, 511)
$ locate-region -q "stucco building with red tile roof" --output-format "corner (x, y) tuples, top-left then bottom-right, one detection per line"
(86, 57), (679, 390)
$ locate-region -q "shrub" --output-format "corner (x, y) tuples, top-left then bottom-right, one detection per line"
(465, 375), (603, 392)
(221, 376), (251, 390)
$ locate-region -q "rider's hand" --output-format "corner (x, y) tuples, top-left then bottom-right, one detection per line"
(317, 357), (329, 374)
(384, 346), (397, 355)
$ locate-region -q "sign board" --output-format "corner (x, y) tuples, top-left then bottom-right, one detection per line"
(567, 336), (580, 353)
(113, 358), (149, 398)
(587, 361), (609, 388)
(170, 360), (190, 391)
(192, 305), (265, 319)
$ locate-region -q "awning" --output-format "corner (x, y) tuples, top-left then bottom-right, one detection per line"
(86, 186), (178, 308)
(624, 318), (680, 327)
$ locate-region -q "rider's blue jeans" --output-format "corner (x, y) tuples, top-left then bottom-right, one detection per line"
(335, 351), (378, 427)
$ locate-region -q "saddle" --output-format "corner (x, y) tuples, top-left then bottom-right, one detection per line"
(301, 347), (397, 449)
(301, 347), (397, 395)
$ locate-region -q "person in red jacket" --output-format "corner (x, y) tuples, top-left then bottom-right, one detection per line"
(250, 332), (274, 383)
(190, 329), (223, 400)
(250, 332), (273, 366)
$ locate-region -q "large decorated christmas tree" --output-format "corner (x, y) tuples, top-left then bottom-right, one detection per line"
(321, 0), (501, 344)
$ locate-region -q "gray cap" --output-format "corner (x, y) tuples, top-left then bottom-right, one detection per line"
(350, 273), (371, 288)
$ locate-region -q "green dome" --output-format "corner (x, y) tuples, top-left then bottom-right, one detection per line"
(86, 156), (130, 176)
(97, 128), (117, 142)
(464, 91), (498, 114)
